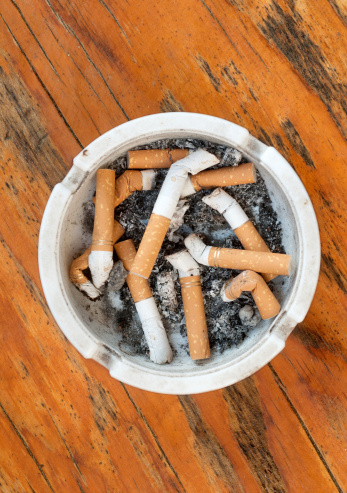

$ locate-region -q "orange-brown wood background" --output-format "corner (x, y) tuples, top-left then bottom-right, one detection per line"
(0, 0), (346, 491)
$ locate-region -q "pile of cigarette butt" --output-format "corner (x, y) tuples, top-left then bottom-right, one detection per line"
(70, 146), (291, 365)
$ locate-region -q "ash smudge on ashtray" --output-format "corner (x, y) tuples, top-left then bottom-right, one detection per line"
(82, 139), (285, 357)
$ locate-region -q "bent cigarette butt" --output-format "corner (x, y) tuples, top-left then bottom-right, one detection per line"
(131, 150), (220, 280)
(203, 188), (276, 282)
(166, 250), (210, 360)
(221, 270), (281, 319)
(114, 170), (155, 208)
(69, 247), (91, 285)
(69, 247), (101, 299)
(89, 169), (116, 288)
(130, 214), (171, 279)
(184, 234), (291, 276)
(92, 169), (156, 207)
(69, 220), (124, 296)
(128, 148), (189, 169)
(182, 163), (256, 197)
(115, 239), (173, 364)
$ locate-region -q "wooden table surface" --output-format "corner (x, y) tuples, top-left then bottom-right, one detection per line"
(1, 0), (346, 491)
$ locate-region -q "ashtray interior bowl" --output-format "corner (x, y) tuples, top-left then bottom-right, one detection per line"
(38, 113), (320, 394)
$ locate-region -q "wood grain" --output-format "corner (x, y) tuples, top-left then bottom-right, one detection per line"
(0, 0), (346, 491)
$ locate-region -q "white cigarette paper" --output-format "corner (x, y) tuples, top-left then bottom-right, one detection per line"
(77, 280), (101, 299)
(202, 188), (248, 230)
(184, 234), (211, 266)
(136, 298), (173, 364)
(152, 149), (220, 219)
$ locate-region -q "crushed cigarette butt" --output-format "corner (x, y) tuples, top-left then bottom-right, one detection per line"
(239, 305), (261, 327)
(221, 270), (281, 319)
(92, 169), (156, 207)
(69, 220), (124, 298)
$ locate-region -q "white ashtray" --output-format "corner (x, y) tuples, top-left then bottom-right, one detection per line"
(38, 113), (320, 394)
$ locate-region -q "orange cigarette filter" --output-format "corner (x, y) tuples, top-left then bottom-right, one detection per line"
(130, 213), (171, 279)
(114, 239), (153, 303)
(191, 163), (256, 191)
(223, 270), (281, 319)
(69, 220), (125, 285)
(208, 247), (291, 276)
(180, 275), (210, 360)
(91, 169), (115, 252)
(114, 170), (143, 207)
(234, 221), (277, 283)
(92, 170), (144, 207)
(127, 148), (189, 169)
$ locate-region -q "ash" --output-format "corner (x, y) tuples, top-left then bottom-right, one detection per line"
(82, 139), (285, 358)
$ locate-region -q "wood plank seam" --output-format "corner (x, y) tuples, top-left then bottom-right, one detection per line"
(45, 406), (87, 486)
(0, 401), (55, 493)
(0, 14), (84, 149)
(9, 0), (61, 79)
(97, 0), (132, 46)
(44, 0), (130, 121)
(268, 363), (343, 493)
(121, 384), (187, 493)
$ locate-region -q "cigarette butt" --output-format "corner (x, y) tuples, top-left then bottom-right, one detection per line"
(222, 271), (281, 319)
(203, 188), (277, 281)
(115, 239), (173, 364)
(114, 239), (152, 302)
(165, 250), (210, 360)
(69, 220), (124, 294)
(180, 275), (210, 360)
(184, 233), (291, 275)
(208, 247), (291, 276)
(114, 170), (143, 207)
(128, 148), (189, 169)
(91, 169), (115, 252)
(190, 163), (256, 192)
(234, 221), (276, 282)
(130, 213), (171, 279)
(89, 169), (116, 288)
(69, 247), (91, 285)
(92, 170), (155, 207)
